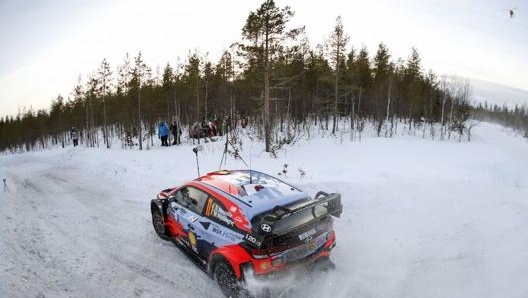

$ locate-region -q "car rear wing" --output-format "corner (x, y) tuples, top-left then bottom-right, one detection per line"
(243, 192), (342, 248)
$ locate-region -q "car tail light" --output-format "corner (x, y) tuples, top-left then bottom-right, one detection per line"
(259, 261), (272, 271)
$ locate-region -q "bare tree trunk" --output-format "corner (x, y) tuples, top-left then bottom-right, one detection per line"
(103, 88), (109, 148)
(205, 79), (208, 121)
(350, 97), (355, 141)
(441, 94), (446, 140)
(196, 78), (200, 122)
(332, 43), (340, 135)
(448, 97), (454, 140)
(287, 87), (291, 133)
(357, 86), (363, 141)
(264, 32), (271, 152)
(85, 100), (89, 146)
(386, 80), (391, 122)
(138, 78), (143, 150)
(385, 79), (392, 137)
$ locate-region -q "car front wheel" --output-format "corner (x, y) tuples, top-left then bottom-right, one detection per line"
(152, 210), (169, 240)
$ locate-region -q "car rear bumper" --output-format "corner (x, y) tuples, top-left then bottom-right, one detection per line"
(243, 231), (336, 279)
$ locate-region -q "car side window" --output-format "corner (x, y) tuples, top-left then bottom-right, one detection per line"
(176, 186), (209, 215)
(173, 188), (187, 206)
(204, 197), (235, 228)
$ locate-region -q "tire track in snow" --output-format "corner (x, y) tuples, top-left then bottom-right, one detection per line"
(1, 157), (224, 298)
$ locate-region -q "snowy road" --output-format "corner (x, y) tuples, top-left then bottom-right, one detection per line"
(2, 122), (528, 298)
(0, 156), (223, 298)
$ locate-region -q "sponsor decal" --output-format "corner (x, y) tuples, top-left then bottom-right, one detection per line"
(205, 198), (234, 226)
(211, 224), (240, 242)
(244, 233), (263, 248)
(199, 221), (211, 230)
(205, 198), (213, 216)
(188, 231), (197, 248)
(221, 230), (239, 242)
(188, 215), (199, 222)
(214, 208), (234, 226)
(211, 225), (223, 236)
(230, 206), (238, 213)
(298, 229), (316, 241)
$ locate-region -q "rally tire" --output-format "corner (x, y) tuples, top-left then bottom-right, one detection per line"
(214, 261), (248, 298)
(152, 210), (169, 241)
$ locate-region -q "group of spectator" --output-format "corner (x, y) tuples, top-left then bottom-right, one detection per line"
(158, 121), (182, 146)
(189, 115), (234, 140)
(68, 115), (246, 148)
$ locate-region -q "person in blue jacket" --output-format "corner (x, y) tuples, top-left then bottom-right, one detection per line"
(158, 121), (170, 146)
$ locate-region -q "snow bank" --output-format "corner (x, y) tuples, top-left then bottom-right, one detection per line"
(1, 122), (527, 298)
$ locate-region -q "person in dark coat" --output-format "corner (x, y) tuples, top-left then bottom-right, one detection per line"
(70, 126), (79, 147)
(170, 121), (182, 145)
(158, 121), (169, 146)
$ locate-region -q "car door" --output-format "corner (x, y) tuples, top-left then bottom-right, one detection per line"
(201, 196), (245, 251)
(169, 186), (210, 260)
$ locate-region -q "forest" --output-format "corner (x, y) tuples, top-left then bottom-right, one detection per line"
(1, 0), (527, 154)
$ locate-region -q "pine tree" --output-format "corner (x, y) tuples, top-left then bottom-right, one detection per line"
(372, 43), (392, 136)
(130, 52), (151, 150)
(241, 0), (300, 153)
(328, 16), (349, 134)
(184, 51), (202, 123)
(97, 58), (112, 148)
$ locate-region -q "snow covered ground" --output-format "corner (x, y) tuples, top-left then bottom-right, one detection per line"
(1, 122), (527, 298)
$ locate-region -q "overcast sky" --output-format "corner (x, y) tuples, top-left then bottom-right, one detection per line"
(0, 0), (527, 117)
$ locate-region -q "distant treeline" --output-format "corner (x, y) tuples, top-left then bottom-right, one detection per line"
(474, 103), (528, 137)
(1, 0), (525, 153)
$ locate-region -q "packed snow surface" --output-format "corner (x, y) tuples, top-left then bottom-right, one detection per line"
(1, 122), (527, 298)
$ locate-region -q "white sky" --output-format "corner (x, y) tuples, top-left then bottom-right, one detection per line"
(0, 0), (527, 117)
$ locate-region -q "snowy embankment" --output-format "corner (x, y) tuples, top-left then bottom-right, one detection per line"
(1, 122), (527, 298)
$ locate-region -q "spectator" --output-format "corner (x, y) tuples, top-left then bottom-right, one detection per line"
(241, 116), (248, 128)
(170, 121), (182, 145)
(70, 126), (79, 147)
(158, 121), (169, 146)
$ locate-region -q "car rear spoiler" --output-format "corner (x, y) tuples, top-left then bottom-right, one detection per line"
(243, 192), (342, 248)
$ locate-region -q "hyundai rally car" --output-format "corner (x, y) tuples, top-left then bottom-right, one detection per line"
(150, 169), (342, 297)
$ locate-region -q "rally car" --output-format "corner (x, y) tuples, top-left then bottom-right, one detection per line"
(150, 169), (342, 297)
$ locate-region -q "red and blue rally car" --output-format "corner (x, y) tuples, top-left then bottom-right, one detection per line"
(150, 169), (342, 297)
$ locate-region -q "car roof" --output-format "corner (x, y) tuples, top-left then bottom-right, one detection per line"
(195, 170), (309, 219)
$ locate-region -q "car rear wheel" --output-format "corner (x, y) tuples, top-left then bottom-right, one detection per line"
(214, 261), (248, 298)
(152, 210), (169, 240)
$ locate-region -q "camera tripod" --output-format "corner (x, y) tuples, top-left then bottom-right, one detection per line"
(218, 132), (248, 170)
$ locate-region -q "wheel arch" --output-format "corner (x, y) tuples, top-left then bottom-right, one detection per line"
(209, 245), (253, 279)
(151, 199), (166, 218)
